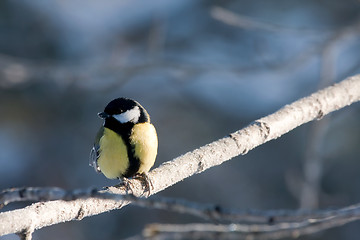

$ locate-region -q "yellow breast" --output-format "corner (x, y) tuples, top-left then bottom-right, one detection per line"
(97, 123), (158, 179)
(130, 123), (158, 174)
(97, 128), (129, 179)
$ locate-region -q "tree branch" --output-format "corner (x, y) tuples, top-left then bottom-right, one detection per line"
(3, 187), (360, 225)
(0, 74), (359, 237)
(144, 213), (360, 240)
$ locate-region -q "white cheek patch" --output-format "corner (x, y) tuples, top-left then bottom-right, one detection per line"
(113, 106), (140, 123)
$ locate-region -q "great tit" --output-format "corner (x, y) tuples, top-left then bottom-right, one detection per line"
(90, 97), (158, 187)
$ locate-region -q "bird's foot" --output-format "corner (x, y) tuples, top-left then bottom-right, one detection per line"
(133, 172), (154, 197)
(114, 177), (135, 195)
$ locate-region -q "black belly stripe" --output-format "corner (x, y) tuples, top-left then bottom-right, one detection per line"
(123, 142), (140, 178)
(104, 119), (140, 178)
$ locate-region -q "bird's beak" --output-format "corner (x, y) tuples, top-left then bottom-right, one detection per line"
(98, 112), (110, 119)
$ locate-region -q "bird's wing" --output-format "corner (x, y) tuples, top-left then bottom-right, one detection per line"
(89, 126), (104, 173)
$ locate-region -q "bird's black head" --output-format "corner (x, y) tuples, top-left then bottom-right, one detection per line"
(98, 98), (150, 124)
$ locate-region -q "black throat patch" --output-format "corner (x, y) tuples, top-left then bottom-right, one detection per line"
(104, 118), (140, 178)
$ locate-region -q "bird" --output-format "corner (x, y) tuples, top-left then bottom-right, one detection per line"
(89, 97), (158, 193)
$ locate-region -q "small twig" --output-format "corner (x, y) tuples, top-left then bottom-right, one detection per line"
(16, 228), (34, 240)
(144, 212), (360, 240)
(210, 6), (332, 34)
(3, 186), (360, 227)
(0, 187), (108, 207)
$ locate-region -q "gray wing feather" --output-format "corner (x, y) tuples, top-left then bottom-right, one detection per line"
(89, 145), (101, 172)
(89, 126), (104, 173)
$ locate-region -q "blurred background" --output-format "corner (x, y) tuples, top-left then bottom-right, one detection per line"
(1, 0), (360, 239)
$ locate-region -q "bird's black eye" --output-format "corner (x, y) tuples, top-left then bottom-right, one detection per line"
(98, 112), (110, 119)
